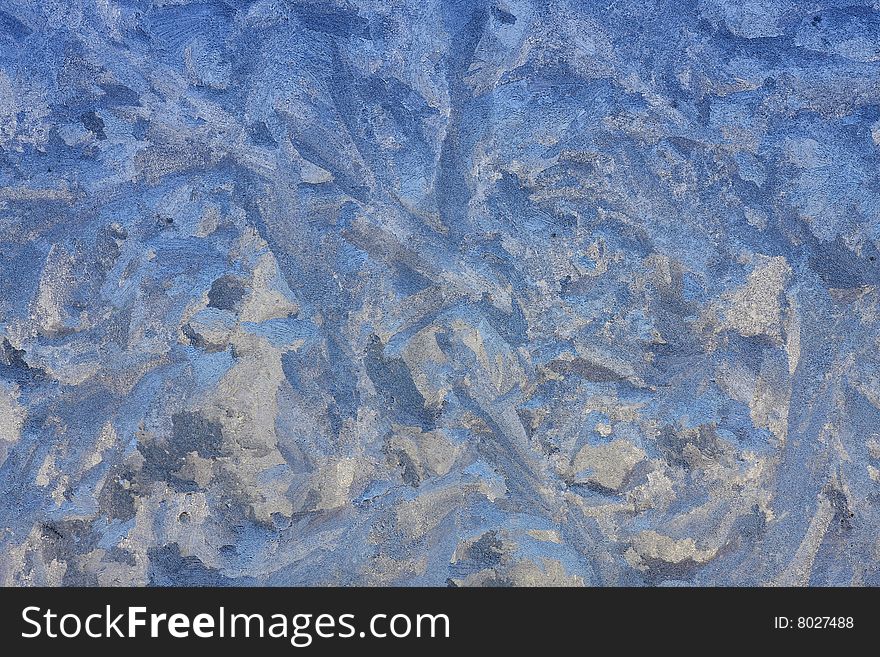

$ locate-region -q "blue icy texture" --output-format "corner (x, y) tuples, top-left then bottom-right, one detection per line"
(0, 0), (879, 586)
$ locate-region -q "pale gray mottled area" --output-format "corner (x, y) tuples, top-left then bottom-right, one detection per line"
(1, 0), (879, 586)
